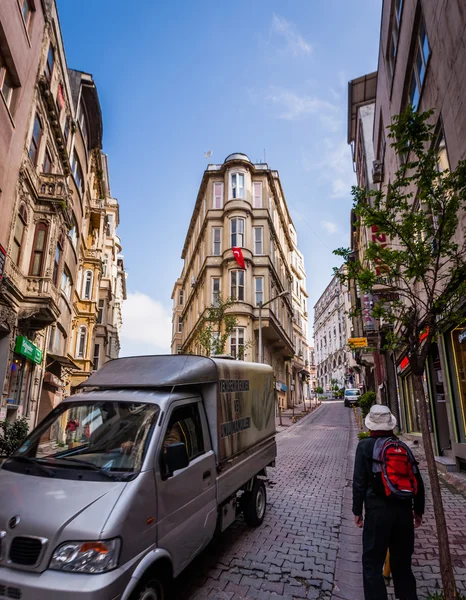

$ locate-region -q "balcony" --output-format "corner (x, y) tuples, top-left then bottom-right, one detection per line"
(38, 173), (69, 203)
(20, 276), (60, 329)
(254, 307), (294, 358)
(38, 76), (71, 175)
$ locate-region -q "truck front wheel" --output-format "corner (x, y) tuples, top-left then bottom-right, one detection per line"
(243, 479), (267, 527)
(132, 578), (165, 600)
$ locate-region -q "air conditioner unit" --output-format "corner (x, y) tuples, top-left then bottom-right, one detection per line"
(372, 160), (384, 184)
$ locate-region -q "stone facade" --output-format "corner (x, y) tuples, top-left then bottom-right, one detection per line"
(0, 0), (125, 427)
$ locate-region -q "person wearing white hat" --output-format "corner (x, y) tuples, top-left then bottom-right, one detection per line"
(352, 404), (425, 600)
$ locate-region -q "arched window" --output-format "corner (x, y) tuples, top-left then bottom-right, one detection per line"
(11, 204), (27, 266)
(29, 221), (48, 276)
(82, 270), (93, 300)
(76, 325), (87, 358)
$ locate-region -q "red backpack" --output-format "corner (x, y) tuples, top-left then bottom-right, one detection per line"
(372, 437), (419, 499)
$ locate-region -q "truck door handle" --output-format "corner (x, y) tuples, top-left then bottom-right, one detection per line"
(203, 470), (211, 480)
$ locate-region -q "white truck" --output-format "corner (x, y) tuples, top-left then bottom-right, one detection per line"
(0, 355), (277, 599)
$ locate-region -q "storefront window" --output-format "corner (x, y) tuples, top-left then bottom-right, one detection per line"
(6, 355), (32, 415)
(403, 374), (421, 433)
(451, 326), (466, 439)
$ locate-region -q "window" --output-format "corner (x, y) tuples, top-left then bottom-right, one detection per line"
(52, 235), (63, 285)
(213, 182), (223, 209)
(230, 270), (244, 301)
(20, 0), (33, 33)
(435, 129), (450, 174)
(78, 101), (89, 149)
(63, 116), (70, 142)
(255, 277), (264, 306)
(102, 253), (109, 277)
(61, 268), (72, 299)
(0, 55), (15, 110)
(213, 227), (222, 256)
(230, 327), (245, 359)
(231, 218), (244, 247)
(11, 206), (27, 266)
(106, 214), (114, 237)
(71, 150), (84, 195)
(231, 173), (245, 199)
(97, 299), (105, 324)
(178, 316), (183, 333)
(93, 344), (100, 371)
(212, 277), (221, 306)
(69, 218), (78, 250)
(82, 270), (93, 300)
(42, 148), (53, 173)
(253, 182), (262, 208)
(162, 404), (205, 470)
(387, 0), (403, 82)
(29, 222), (48, 276)
(76, 326), (87, 358)
(177, 345), (182, 354)
(408, 17), (430, 111)
(29, 114), (42, 166)
(253, 227), (263, 255)
(179, 289), (184, 306)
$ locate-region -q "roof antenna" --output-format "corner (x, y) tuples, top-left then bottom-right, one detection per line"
(263, 148), (266, 163)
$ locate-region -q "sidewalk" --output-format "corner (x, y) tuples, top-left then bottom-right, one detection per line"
(275, 398), (323, 432)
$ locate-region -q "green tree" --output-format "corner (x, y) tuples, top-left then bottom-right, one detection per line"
(195, 296), (241, 357)
(335, 106), (466, 600)
(0, 418), (29, 456)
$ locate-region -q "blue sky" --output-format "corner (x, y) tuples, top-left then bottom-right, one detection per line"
(56, 0), (382, 355)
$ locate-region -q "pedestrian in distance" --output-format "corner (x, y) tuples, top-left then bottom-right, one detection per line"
(353, 404), (425, 600)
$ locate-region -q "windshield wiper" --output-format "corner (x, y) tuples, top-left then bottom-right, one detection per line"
(5, 455), (56, 477)
(45, 457), (123, 480)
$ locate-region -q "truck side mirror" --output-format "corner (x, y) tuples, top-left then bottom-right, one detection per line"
(165, 442), (189, 476)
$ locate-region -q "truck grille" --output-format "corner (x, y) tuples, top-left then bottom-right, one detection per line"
(9, 537), (43, 566)
(0, 584), (22, 599)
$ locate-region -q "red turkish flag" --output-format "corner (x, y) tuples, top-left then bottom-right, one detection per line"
(232, 247), (246, 269)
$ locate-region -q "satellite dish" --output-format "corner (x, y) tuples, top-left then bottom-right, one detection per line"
(204, 150), (212, 159)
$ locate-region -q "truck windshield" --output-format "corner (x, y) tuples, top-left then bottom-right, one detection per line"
(6, 401), (159, 479)
(345, 390), (359, 396)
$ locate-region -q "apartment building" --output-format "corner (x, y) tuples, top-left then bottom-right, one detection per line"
(171, 153), (310, 409)
(348, 0), (466, 470)
(0, 0), (125, 427)
(314, 271), (353, 392)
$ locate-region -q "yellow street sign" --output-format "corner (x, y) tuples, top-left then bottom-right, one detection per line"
(348, 337), (368, 348)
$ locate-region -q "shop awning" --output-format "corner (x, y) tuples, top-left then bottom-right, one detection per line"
(46, 353), (80, 371)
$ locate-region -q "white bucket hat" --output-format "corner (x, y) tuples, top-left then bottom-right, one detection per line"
(365, 404), (397, 431)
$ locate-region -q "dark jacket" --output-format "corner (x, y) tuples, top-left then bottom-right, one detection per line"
(352, 433), (425, 517)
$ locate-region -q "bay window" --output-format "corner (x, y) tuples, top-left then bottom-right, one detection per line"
(231, 218), (244, 247)
(230, 270), (244, 301)
(231, 173), (245, 199)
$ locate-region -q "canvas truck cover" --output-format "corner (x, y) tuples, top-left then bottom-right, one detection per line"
(81, 355), (276, 464)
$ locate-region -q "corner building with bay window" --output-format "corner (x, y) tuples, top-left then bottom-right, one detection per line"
(171, 153), (311, 409)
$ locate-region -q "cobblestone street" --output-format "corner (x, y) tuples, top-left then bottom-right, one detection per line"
(171, 400), (466, 600)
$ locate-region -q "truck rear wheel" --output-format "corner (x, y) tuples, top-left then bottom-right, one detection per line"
(243, 479), (267, 527)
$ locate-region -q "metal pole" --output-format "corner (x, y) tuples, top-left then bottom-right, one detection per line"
(258, 302), (263, 363)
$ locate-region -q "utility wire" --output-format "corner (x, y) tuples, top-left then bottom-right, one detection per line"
(286, 199), (336, 253)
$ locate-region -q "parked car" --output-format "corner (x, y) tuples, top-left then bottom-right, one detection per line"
(0, 355), (277, 600)
(344, 388), (361, 407)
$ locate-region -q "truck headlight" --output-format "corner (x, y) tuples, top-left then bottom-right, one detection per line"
(49, 539), (121, 573)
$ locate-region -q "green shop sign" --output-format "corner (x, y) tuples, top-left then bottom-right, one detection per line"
(14, 336), (43, 365)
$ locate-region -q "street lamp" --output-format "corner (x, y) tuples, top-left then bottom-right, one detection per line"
(258, 290), (291, 364)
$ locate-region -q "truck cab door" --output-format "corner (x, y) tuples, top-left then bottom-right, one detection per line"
(155, 398), (217, 576)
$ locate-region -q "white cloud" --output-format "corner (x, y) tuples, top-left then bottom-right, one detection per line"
(303, 138), (355, 199)
(266, 87), (338, 122)
(120, 292), (172, 357)
(271, 14), (313, 56)
(321, 220), (339, 234)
